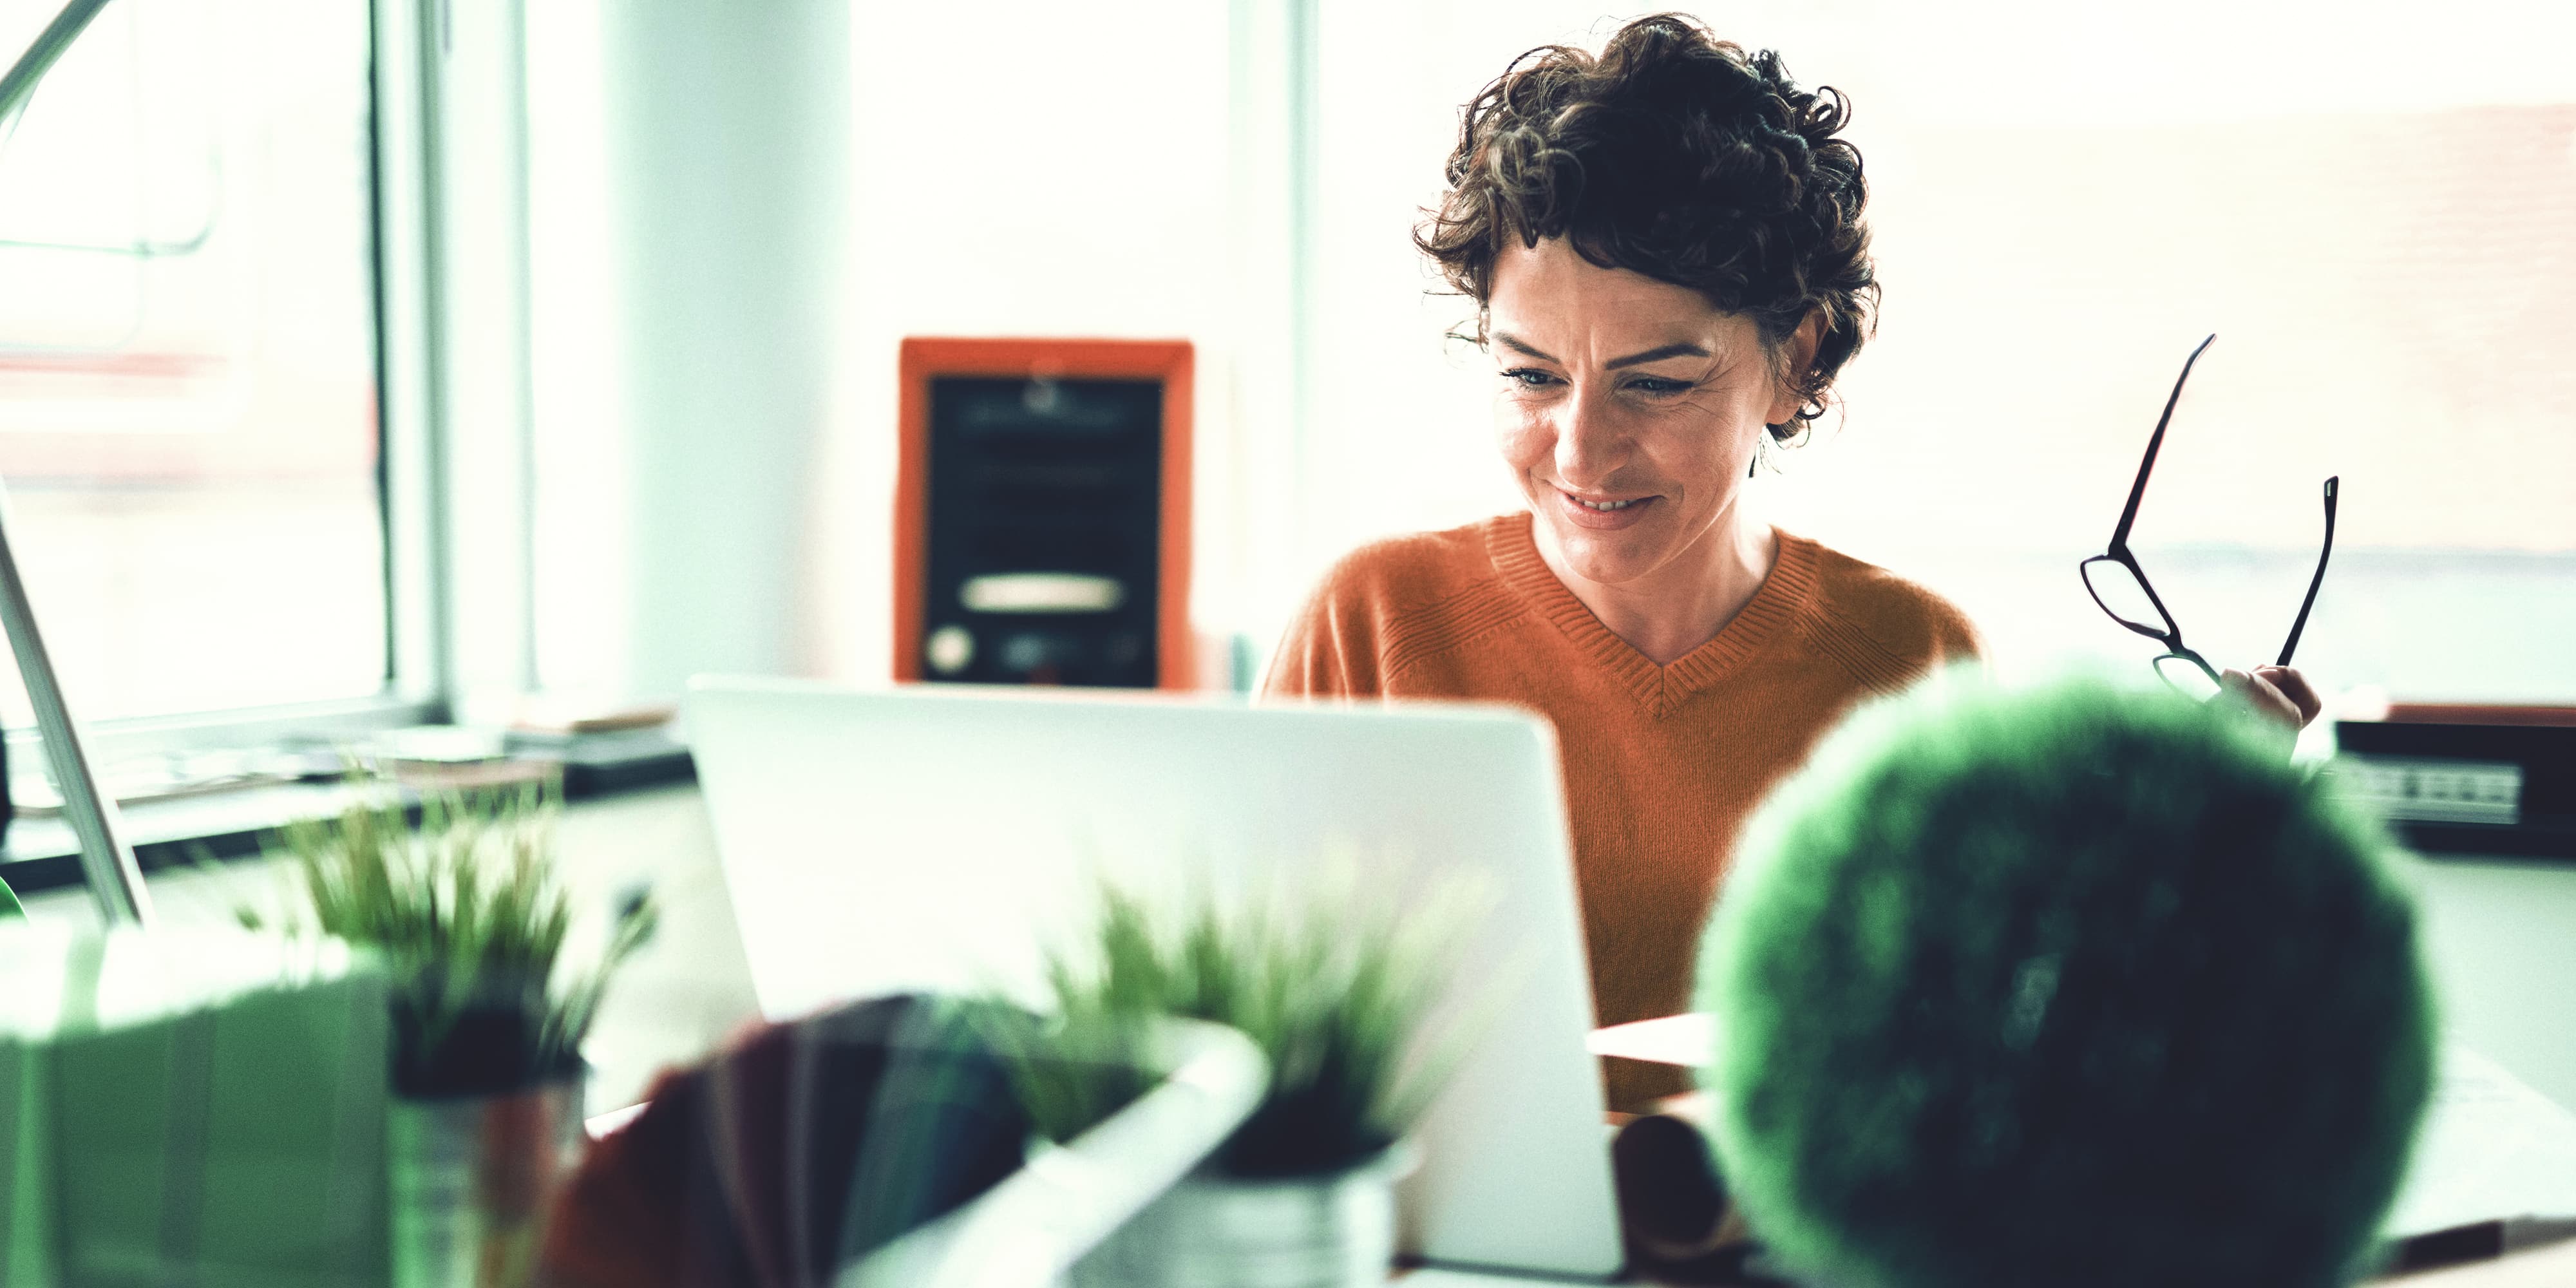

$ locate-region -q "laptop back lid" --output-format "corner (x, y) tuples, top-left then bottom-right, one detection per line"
(685, 679), (1622, 1280)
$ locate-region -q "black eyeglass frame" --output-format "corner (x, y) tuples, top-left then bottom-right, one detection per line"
(2078, 334), (2340, 695)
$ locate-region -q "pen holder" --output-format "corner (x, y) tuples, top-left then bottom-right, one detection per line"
(390, 1077), (585, 1288)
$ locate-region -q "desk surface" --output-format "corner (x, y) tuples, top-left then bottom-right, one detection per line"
(2402, 853), (2576, 1110)
(1399, 1237), (2576, 1285)
(21, 785), (2575, 1284)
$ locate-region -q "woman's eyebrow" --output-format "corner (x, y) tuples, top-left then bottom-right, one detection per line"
(1492, 333), (1713, 369)
(1605, 342), (1711, 370)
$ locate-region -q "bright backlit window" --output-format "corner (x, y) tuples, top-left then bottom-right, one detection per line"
(1299, 1), (2576, 704)
(0, 0), (385, 727)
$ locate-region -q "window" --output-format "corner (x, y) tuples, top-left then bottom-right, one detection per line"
(0, 0), (394, 730)
(1295, 1), (2576, 703)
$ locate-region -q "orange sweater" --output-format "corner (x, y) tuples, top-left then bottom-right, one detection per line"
(1265, 513), (1981, 1106)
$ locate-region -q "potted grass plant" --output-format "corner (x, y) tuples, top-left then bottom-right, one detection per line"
(241, 772), (656, 1288)
(982, 877), (1477, 1288)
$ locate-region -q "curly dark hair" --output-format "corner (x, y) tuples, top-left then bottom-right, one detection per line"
(1416, 14), (1876, 441)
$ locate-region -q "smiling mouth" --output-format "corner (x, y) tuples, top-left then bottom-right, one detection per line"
(1562, 491), (1656, 511)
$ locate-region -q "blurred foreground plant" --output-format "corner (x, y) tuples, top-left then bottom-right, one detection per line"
(981, 871), (1486, 1178)
(242, 772), (656, 1097)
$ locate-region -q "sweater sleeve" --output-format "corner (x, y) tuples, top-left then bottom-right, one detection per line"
(1260, 560), (1387, 698)
(1927, 594), (1989, 671)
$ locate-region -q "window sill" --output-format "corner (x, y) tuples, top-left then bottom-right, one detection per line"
(0, 737), (694, 898)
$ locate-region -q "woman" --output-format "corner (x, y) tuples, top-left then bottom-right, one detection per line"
(1264, 14), (2318, 1109)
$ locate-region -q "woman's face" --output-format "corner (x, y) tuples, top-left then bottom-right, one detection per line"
(1487, 238), (1806, 589)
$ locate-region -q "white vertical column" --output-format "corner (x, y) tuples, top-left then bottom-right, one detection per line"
(594, 0), (849, 700)
(525, 0), (622, 701)
(431, 0), (540, 719)
(1224, 0), (1319, 681)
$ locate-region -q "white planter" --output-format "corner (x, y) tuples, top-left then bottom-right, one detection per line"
(1068, 1144), (1414, 1288)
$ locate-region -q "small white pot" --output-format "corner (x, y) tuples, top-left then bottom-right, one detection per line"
(1069, 1143), (1416, 1288)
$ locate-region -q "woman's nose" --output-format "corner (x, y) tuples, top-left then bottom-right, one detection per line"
(1553, 388), (1627, 485)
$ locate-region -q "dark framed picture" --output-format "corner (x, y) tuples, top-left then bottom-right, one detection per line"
(895, 337), (1194, 689)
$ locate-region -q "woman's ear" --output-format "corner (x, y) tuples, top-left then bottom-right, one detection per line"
(1765, 312), (1825, 426)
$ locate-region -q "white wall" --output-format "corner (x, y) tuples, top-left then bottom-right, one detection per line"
(529, 0), (1251, 696)
(529, 0), (852, 702)
(829, 0), (1242, 685)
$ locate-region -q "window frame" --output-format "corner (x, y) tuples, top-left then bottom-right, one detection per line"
(0, 0), (477, 771)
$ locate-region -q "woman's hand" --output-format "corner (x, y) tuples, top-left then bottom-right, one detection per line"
(2222, 665), (2323, 731)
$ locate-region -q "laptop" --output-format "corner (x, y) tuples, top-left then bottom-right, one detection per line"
(685, 678), (1625, 1280)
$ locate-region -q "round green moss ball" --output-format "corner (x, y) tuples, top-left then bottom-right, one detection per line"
(1699, 676), (2434, 1288)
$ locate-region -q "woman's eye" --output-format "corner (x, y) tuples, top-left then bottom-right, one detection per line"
(1627, 377), (1692, 397)
(1503, 368), (1558, 390)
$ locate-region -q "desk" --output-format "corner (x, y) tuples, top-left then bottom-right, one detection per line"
(2403, 852), (2576, 1110)
(24, 788), (2569, 1132)
(21, 787), (2576, 1283)
(1397, 1238), (2576, 1285)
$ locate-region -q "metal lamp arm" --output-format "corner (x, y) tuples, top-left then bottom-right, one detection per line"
(0, 0), (116, 123)
(1, 0), (153, 927)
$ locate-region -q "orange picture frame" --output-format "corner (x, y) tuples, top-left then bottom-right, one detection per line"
(893, 337), (1195, 688)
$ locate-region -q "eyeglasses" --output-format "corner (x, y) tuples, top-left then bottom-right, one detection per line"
(2079, 334), (2338, 700)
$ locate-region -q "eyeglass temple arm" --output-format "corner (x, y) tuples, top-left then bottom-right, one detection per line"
(2110, 334), (2218, 550)
(2276, 476), (2338, 667)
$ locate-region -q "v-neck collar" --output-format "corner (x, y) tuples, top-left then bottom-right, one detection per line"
(1485, 511), (1821, 717)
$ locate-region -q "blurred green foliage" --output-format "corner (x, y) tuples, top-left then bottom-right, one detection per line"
(980, 875), (1474, 1179)
(1701, 675), (2432, 1288)
(242, 773), (656, 1097)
